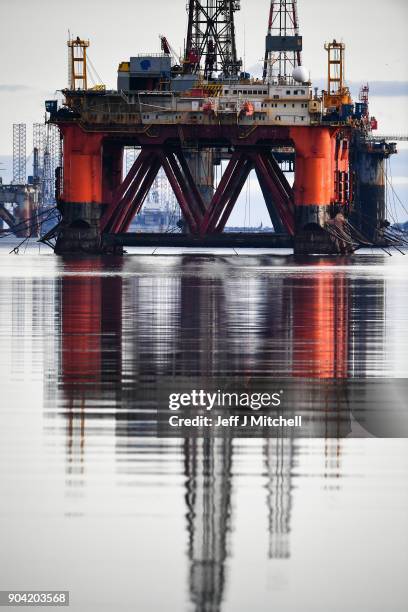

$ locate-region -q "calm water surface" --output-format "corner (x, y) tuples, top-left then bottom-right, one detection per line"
(0, 241), (407, 611)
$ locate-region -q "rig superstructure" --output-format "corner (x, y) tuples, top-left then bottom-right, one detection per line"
(44, 0), (398, 254)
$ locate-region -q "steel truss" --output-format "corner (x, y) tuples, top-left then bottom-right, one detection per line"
(13, 124), (26, 184)
(185, 0), (241, 78)
(101, 147), (295, 236)
(263, 1), (302, 82)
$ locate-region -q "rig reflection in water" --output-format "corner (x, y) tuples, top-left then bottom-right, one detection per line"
(47, 254), (391, 611)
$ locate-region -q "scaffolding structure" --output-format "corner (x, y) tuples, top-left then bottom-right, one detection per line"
(125, 146), (176, 212)
(33, 123), (46, 184)
(32, 123), (61, 206)
(125, 147), (138, 176)
(124, 147), (180, 230)
(146, 171), (177, 213)
(13, 123), (27, 184)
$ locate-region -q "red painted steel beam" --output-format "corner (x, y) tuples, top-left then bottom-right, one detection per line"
(102, 146), (207, 236)
(110, 158), (154, 233)
(201, 151), (243, 234)
(254, 151), (295, 228)
(253, 151), (294, 214)
(119, 157), (162, 233)
(214, 158), (253, 233)
(101, 149), (151, 232)
(105, 152), (156, 234)
(251, 152), (295, 235)
(98, 141), (296, 239)
(264, 151), (294, 212)
(55, 121), (293, 149)
(160, 153), (200, 234)
(164, 151), (204, 227)
(205, 153), (250, 233)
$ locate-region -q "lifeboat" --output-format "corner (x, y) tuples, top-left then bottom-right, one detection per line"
(240, 101), (254, 117)
(202, 101), (215, 114)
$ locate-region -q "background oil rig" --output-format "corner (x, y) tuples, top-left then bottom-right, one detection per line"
(2, 0), (406, 253)
(0, 123), (61, 238)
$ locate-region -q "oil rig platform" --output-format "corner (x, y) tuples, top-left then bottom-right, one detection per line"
(44, 0), (399, 255)
(0, 123), (61, 239)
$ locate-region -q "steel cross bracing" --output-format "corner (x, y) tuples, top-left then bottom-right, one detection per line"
(101, 147), (295, 236)
(184, 0), (241, 78)
(263, 0), (302, 82)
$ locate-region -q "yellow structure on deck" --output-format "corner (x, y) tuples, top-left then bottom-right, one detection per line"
(323, 40), (352, 110)
(67, 37), (90, 90)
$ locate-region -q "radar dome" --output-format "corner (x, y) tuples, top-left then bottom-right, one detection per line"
(292, 66), (309, 83)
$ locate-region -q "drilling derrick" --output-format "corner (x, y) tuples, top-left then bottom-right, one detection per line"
(13, 123), (26, 185)
(33, 123), (46, 185)
(8, 124), (40, 236)
(183, 2), (244, 207)
(263, 0), (302, 83)
(184, 0), (242, 78)
(46, 2), (400, 256)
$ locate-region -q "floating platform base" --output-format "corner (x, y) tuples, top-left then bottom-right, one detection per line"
(102, 233), (293, 250)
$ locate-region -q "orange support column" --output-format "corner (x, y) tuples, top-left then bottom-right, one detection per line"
(290, 126), (352, 254)
(55, 124), (105, 254)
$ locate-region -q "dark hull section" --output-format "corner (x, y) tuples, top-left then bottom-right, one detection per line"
(357, 184), (386, 241)
(350, 140), (396, 244)
(294, 204), (355, 255)
(55, 202), (104, 255)
(103, 232), (293, 250)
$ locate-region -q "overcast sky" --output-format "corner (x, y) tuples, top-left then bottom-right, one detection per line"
(0, 0), (407, 154)
(0, 0), (407, 223)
